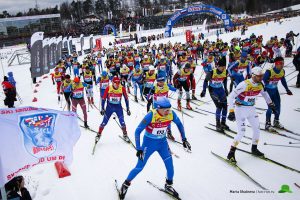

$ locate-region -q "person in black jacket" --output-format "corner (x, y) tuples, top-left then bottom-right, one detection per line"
(293, 47), (300, 88)
(0, 176), (32, 200)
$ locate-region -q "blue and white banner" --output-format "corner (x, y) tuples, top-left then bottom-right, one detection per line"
(164, 4), (233, 37)
(0, 107), (81, 187)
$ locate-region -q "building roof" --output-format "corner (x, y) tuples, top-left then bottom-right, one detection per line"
(0, 14), (61, 23)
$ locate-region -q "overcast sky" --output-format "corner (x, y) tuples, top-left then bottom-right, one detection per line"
(0, 0), (62, 14)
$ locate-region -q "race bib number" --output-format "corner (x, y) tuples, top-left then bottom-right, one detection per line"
(152, 127), (167, 136)
(109, 96), (121, 103)
(101, 82), (109, 89)
(55, 77), (61, 82)
(73, 91), (83, 98)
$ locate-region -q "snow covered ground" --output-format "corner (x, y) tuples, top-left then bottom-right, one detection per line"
(1, 16), (300, 200)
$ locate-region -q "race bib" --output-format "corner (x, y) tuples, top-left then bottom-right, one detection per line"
(109, 96), (121, 104)
(73, 90), (83, 98)
(152, 127), (168, 136)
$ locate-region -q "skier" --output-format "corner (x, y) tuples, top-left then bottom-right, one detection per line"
(118, 97), (191, 200)
(72, 60), (81, 77)
(68, 76), (89, 128)
(263, 56), (293, 130)
(51, 70), (64, 102)
(97, 70), (110, 98)
(120, 64), (131, 94)
(293, 47), (300, 88)
(96, 76), (131, 142)
(142, 65), (156, 107)
(173, 63), (193, 111)
(226, 67), (275, 163)
(2, 76), (16, 108)
(61, 74), (73, 111)
(83, 67), (94, 105)
(228, 51), (251, 87)
(200, 57), (229, 131)
(129, 65), (144, 102)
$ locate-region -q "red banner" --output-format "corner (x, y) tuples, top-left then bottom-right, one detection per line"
(186, 30), (192, 43)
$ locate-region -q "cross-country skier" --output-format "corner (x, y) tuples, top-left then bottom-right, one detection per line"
(97, 70), (110, 98)
(200, 57), (229, 131)
(118, 97), (191, 200)
(95, 76), (131, 142)
(173, 63), (193, 110)
(129, 65), (144, 102)
(61, 74), (73, 111)
(228, 51), (251, 87)
(263, 56), (293, 130)
(226, 67), (275, 163)
(293, 47), (300, 88)
(68, 76), (89, 128)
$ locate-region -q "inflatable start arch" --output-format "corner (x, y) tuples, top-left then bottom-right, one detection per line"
(103, 24), (117, 36)
(164, 4), (234, 37)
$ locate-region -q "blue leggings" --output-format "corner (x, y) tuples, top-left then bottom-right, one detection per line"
(209, 87), (227, 122)
(232, 73), (245, 86)
(266, 88), (281, 121)
(100, 103), (125, 128)
(133, 82), (143, 97)
(126, 136), (174, 182)
(74, 68), (79, 77)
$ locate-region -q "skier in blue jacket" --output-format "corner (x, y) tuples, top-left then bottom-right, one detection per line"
(118, 97), (191, 200)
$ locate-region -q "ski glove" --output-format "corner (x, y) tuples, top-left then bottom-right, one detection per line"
(286, 90), (293, 95)
(182, 138), (191, 151)
(227, 111), (236, 121)
(100, 109), (105, 116)
(127, 109), (131, 116)
(136, 150), (144, 161)
(200, 91), (206, 97)
(268, 103), (277, 113)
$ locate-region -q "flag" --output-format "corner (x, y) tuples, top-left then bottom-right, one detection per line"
(30, 32), (44, 78)
(0, 107), (81, 187)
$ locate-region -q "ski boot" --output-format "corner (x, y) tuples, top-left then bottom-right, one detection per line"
(227, 146), (237, 164)
(167, 129), (175, 141)
(134, 95), (138, 102)
(119, 180), (131, 200)
(122, 127), (130, 143)
(84, 121), (89, 128)
(192, 94), (198, 100)
(95, 127), (104, 143)
(216, 120), (223, 132)
(177, 100), (182, 111)
(164, 180), (179, 198)
(273, 119), (284, 129)
(95, 134), (101, 143)
(265, 120), (272, 131)
(221, 121), (230, 131)
(141, 96), (145, 102)
(186, 99), (193, 110)
(251, 145), (264, 157)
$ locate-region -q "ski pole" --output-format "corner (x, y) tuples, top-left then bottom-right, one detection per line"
(287, 74), (298, 83)
(289, 142), (300, 145)
(263, 142), (300, 148)
(285, 70), (296, 77)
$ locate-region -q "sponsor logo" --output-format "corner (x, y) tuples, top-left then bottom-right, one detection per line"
(19, 113), (57, 158)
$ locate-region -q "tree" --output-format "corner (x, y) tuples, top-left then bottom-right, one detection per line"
(246, 0), (256, 15)
(95, 0), (107, 16)
(60, 2), (72, 20)
(16, 12), (23, 17)
(2, 11), (10, 18)
(83, 0), (94, 15)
